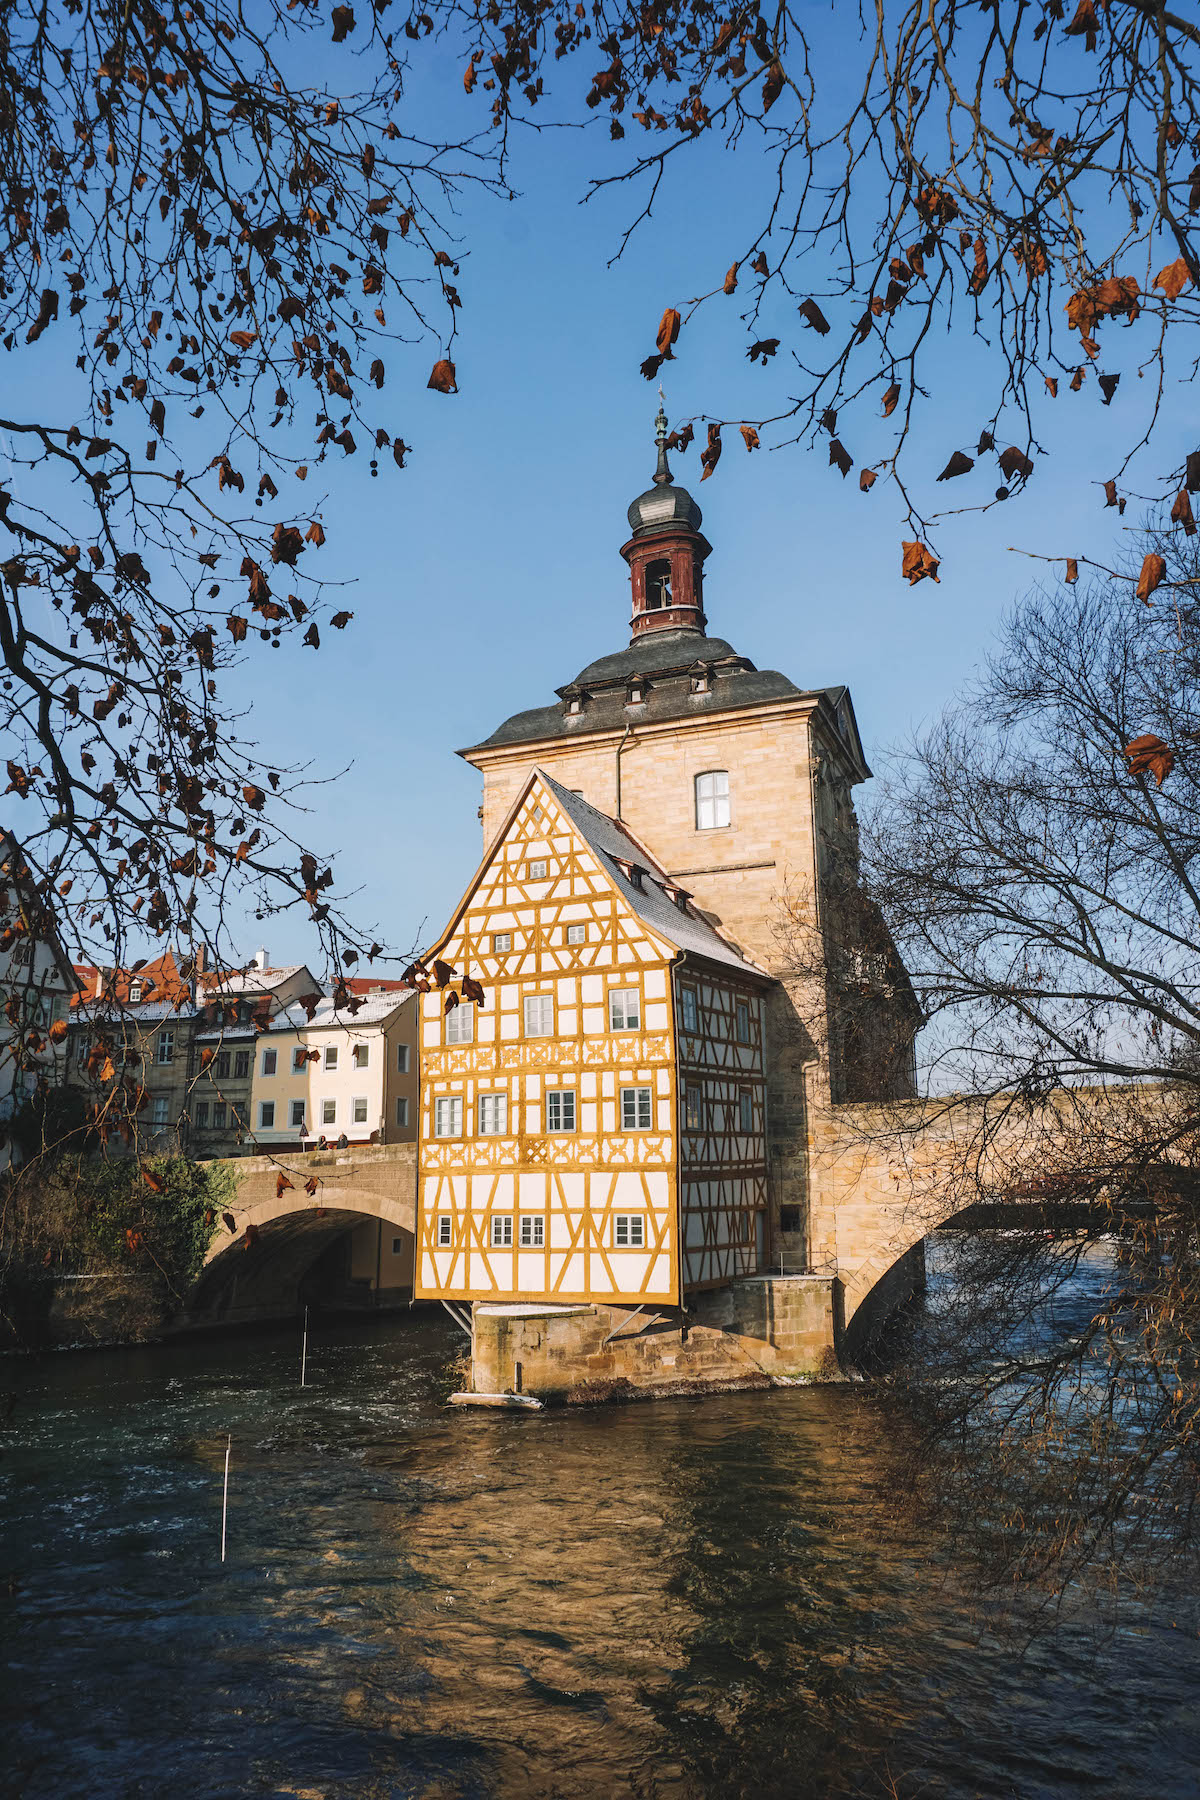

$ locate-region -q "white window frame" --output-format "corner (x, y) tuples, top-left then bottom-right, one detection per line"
(292, 1047), (307, 1073)
(545, 1089), (576, 1133)
(519, 1215), (545, 1248)
(478, 1092), (508, 1136)
(695, 769), (731, 830)
(352, 1042), (369, 1069)
(151, 1096), (169, 1127)
(566, 923), (585, 945)
(290, 1099), (306, 1129)
(258, 1100), (275, 1130)
(621, 1086), (653, 1131)
(321, 1098), (337, 1126)
(445, 1002), (474, 1045)
(352, 1095), (368, 1125)
(609, 987), (640, 1031)
(493, 931), (512, 952)
(128, 981), (143, 1003)
(156, 1028), (174, 1065)
(395, 1096), (409, 1127)
(261, 1047), (277, 1077)
(490, 1214), (513, 1248)
(527, 858), (549, 880)
(523, 993), (554, 1038)
(434, 1096), (463, 1138)
(437, 1215), (452, 1247)
(613, 1214), (646, 1248)
(396, 1043), (410, 1073)
(324, 1045), (338, 1070)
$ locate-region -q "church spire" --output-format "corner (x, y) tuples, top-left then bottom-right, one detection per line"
(621, 403), (712, 643)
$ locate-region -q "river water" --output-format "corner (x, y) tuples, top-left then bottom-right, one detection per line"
(3, 1254), (1200, 1799)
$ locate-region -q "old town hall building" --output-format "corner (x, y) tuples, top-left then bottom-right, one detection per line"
(416, 409), (918, 1327)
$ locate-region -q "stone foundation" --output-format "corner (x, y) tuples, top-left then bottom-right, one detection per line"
(469, 1273), (839, 1402)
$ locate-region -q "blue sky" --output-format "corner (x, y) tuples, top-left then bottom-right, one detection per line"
(5, 22), (1194, 974)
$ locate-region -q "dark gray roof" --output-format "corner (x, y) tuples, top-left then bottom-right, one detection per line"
(465, 627), (843, 753)
(538, 773), (772, 981)
(627, 481), (702, 537)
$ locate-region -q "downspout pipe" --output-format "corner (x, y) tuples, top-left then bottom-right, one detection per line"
(615, 724), (633, 820)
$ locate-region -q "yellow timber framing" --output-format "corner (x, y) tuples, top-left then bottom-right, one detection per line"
(415, 768), (687, 1307)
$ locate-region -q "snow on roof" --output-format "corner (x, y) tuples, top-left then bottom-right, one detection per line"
(268, 987), (416, 1032)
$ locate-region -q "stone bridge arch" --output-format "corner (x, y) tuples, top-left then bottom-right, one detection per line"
(191, 1143), (417, 1327)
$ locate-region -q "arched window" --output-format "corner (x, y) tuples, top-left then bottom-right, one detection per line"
(644, 558), (672, 610)
(694, 770), (730, 830)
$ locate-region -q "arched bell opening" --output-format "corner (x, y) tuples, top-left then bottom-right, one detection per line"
(644, 557), (672, 611)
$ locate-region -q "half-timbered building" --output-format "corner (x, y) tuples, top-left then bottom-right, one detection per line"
(415, 770), (773, 1306)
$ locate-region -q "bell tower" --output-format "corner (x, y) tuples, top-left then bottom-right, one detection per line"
(620, 401), (711, 640)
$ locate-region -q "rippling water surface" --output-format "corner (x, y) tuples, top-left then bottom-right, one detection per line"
(3, 1266), (1199, 1799)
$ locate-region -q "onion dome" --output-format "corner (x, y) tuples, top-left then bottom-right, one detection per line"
(626, 401), (703, 537)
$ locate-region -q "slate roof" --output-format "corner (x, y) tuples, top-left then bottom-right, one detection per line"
(538, 772), (773, 983)
(464, 627), (851, 754)
(268, 988), (416, 1032)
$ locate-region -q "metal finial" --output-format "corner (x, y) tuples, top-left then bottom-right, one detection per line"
(652, 390), (672, 486)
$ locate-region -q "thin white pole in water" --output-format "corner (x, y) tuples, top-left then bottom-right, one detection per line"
(300, 1306), (309, 1387)
(220, 1434), (231, 1564)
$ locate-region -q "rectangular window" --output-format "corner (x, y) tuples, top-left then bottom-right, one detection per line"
(490, 1215), (513, 1248)
(213, 1102), (227, 1130)
(392, 1237), (405, 1256)
(216, 1050), (231, 1079)
(290, 1099), (306, 1129)
(523, 994), (554, 1038)
(679, 987), (698, 1034)
(739, 1089), (754, 1132)
(695, 769), (731, 830)
(545, 1089), (576, 1133)
(478, 1093), (508, 1136)
(152, 1096), (170, 1127)
(736, 1000), (751, 1044)
(261, 1048), (277, 1077)
(395, 1097), (409, 1128)
(156, 1029), (174, 1065)
(685, 1085), (703, 1130)
(566, 923), (585, 945)
(195, 1100), (210, 1128)
(352, 1096), (368, 1125)
(621, 1086), (653, 1130)
(493, 931), (512, 952)
(445, 1002), (474, 1045)
(609, 988), (640, 1031)
(396, 1043), (410, 1073)
(437, 1216), (452, 1247)
(75, 1036), (88, 1065)
(527, 859), (549, 880)
(434, 1096), (463, 1138)
(324, 1045), (339, 1070)
(259, 1100), (276, 1130)
(613, 1215), (646, 1248)
(352, 1043), (369, 1069)
(292, 1048), (307, 1073)
(321, 1098), (337, 1125)
(519, 1216), (545, 1248)
(234, 1050), (250, 1080)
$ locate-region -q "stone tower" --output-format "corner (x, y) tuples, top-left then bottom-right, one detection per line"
(459, 407), (918, 1273)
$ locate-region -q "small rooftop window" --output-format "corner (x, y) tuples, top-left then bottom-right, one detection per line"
(611, 856), (645, 892)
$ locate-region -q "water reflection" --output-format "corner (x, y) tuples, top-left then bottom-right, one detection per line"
(2, 1298), (1199, 1799)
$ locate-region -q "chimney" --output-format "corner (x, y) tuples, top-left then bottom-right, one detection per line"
(253, 946), (269, 972)
(195, 945), (209, 974)
(94, 967), (104, 1000)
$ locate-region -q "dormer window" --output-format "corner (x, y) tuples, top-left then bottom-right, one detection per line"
(626, 676), (648, 706)
(611, 855), (645, 891)
(690, 662), (714, 695)
(662, 882), (692, 913)
(129, 981), (143, 1003)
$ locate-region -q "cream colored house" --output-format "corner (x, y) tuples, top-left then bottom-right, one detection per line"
(249, 987), (417, 1151)
(0, 830), (78, 1160)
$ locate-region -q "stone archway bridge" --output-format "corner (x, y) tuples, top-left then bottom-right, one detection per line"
(187, 1084), (1184, 1368)
(806, 1078), (1188, 1353)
